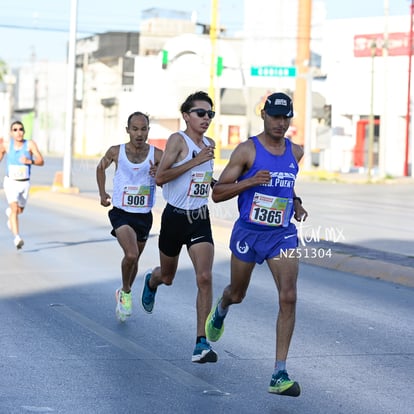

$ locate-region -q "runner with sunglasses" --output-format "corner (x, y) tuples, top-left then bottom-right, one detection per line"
(0, 121), (44, 249)
(141, 91), (218, 363)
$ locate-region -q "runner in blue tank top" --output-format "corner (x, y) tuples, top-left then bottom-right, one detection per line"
(0, 121), (45, 249)
(205, 92), (308, 397)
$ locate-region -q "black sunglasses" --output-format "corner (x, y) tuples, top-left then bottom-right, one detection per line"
(12, 128), (24, 132)
(188, 109), (215, 119)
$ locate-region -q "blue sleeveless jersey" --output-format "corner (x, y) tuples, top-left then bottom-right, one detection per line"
(7, 140), (32, 179)
(237, 136), (298, 230)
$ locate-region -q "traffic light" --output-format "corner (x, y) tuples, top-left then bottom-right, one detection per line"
(216, 56), (223, 77)
(162, 50), (168, 69)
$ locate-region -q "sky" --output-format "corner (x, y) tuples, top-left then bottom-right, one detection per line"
(0, 0), (410, 69)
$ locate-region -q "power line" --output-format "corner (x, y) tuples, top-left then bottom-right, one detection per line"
(0, 22), (134, 35)
(0, 23), (88, 33)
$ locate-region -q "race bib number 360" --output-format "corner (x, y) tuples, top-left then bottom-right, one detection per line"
(122, 185), (153, 208)
(187, 171), (212, 198)
(249, 192), (291, 227)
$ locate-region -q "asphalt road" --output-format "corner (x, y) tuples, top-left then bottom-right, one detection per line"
(0, 180), (413, 413)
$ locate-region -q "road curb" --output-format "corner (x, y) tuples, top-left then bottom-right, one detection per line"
(301, 254), (414, 288)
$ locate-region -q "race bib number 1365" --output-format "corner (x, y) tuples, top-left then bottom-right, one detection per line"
(249, 192), (291, 227)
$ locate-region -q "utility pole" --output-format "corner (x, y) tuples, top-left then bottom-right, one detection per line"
(367, 41), (376, 179)
(379, 0), (389, 178)
(293, 0), (312, 151)
(404, 0), (414, 177)
(63, 0), (78, 189)
(208, 0), (222, 161)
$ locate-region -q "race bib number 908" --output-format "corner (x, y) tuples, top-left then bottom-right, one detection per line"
(122, 185), (153, 208)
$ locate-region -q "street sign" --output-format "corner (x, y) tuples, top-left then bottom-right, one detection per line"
(250, 66), (296, 77)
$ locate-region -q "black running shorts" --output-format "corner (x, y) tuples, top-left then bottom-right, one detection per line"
(158, 203), (214, 257)
(108, 207), (153, 242)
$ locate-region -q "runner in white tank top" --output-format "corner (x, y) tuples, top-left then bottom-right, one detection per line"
(141, 91), (219, 364)
(97, 111), (163, 322)
(112, 143), (156, 214)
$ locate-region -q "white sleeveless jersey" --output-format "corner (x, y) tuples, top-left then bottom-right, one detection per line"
(162, 131), (214, 210)
(112, 144), (156, 213)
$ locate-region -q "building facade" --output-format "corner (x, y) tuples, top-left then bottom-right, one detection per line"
(1, 3), (412, 177)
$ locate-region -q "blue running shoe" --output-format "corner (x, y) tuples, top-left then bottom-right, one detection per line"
(205, 298), (225, 342)
(141, 270), (156, 313)
(268, 370), (301, 397)
(191, 338), (218, 363)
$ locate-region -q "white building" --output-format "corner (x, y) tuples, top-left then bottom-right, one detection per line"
(320, 15), (411, 177)
(2, 3), (412, 177)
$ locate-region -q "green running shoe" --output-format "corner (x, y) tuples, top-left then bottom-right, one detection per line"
(115, 288), (132, 322)
(268, 370), (301, 397)
(205, 298), (225, 342)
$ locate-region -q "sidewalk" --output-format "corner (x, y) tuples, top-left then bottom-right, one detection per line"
(214, 158), (414, 185)
(298, 170), (414, 185)
(299, 240), (414, 288)
(26, 188), (414, 289)
(293, 170), (414, 286)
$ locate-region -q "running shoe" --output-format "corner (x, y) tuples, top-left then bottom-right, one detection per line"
(115, 288), (132, 322)
(141, 270), (156, 313)
(205, 298), (225, 342)
(191, 337), (218, 363)
(268, 370), (301, 397)
(14, 236), (24, 249)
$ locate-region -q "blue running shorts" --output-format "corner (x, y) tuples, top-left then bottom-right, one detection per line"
(229, 219), (298, 264)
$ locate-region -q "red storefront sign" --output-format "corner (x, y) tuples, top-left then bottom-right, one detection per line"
(354, 32), (411, 57)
